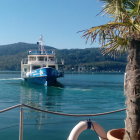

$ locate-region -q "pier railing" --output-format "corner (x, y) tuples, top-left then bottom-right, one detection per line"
(0, 104), (126, 140)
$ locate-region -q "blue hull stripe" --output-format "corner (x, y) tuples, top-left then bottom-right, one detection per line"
(24, 67), (61, 85)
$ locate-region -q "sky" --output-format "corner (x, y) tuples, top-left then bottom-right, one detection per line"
(0, 0), (110, 49)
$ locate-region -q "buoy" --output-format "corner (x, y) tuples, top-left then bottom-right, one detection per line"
(67, 120), (107, 140)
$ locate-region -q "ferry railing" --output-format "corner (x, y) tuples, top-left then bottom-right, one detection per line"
(22, 58), (57, 65)
(27, 60), (56, 65)
(0, 104), (126, 140)
(28, 50), (55, 55)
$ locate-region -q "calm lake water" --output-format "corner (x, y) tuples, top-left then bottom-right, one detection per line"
(0, 72), (125, 140)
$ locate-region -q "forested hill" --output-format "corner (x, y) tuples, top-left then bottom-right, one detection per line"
(0, 42), (54, 71)
(0, 42), (127, 71)
(57, 48), (127, 72)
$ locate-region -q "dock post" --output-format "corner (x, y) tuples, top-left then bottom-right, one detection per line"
(19, 105), (24, 140)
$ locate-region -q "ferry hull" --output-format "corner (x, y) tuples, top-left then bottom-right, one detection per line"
(24, 76), (47, 85)
(23, 67), (63, 85)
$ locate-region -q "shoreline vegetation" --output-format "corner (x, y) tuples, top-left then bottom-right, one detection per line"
(0, 42), (127, 72)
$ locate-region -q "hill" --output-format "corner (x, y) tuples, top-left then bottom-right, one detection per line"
(56, 48), (127, 72)
(0, 42), (127, 72)
(0, 42), (54, 70)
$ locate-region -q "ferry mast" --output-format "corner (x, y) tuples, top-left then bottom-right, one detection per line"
(37, 35), (45, 54)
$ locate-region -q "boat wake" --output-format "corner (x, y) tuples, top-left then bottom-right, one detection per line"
(0, 78), (23, 81)
(67, 87), (93, 92)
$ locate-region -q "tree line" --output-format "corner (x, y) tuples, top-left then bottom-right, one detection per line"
(0, 42), (127, 72)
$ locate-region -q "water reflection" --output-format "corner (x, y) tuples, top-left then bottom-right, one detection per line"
(20, 81), (64, 129)
(20, 81), (64, 108)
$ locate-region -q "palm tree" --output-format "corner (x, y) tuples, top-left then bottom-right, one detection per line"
(83, 0), (140, 139)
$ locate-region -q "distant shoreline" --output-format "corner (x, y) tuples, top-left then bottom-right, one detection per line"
(0, 70), (124, 74)
(65, 71), (124, 74)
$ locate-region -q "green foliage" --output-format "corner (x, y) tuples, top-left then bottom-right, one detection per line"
(56, 47), (127, 72)
(83, 0), (140, 54)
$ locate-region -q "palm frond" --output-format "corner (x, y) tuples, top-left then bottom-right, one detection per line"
(83, 0), (140, 54)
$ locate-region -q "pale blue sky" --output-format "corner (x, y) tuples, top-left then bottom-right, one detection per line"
(0, 0), (110, 49)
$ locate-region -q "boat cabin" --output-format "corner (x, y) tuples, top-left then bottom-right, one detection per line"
(21, 50), (58, 78)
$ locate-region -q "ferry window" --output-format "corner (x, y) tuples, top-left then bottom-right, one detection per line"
(38, 57), (44, 61)
(29, 57), (36, 61)
(32, 66), (40, 70)
(45, 57), (47, 61)
(49, 66), (55, 68)
(49, 57), (54, 61)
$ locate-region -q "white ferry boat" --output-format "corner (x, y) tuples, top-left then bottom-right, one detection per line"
(21, 36), (64, 85)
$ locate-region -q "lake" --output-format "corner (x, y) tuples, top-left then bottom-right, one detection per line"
(0, 72), (125, 140)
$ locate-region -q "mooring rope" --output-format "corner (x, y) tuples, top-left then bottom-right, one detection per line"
(0, 104), (126, 117)
(0, 104), (21, 113)
(23, 104), (126, 117)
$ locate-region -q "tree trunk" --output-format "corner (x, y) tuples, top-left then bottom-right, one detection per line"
(124, 40), (140, 140)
